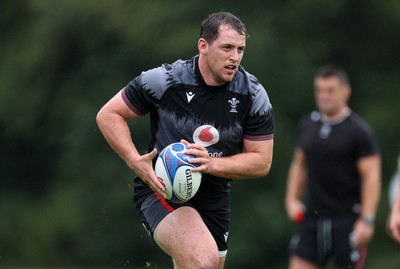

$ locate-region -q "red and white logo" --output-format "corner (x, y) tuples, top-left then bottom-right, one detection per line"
(193, 125), (220, 147)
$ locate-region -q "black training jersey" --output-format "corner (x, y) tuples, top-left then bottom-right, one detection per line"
(122, 56), (274, 204)
(298, 111), (379, 218)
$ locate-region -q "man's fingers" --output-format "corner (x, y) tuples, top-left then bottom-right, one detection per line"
(146, 148), (158, 159)
(191, 164), (209, 174)
(186, 145), (209, 159)
(350, 231), (362, 248)
(180, 139), (189, 145)
(389, 225), (400, 243)
(394, 231), (400, 243)
(148, 177), (167, 199)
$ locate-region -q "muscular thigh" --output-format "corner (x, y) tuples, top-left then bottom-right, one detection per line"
(155, 206), (220, 266)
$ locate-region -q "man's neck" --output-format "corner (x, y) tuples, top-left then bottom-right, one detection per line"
(197, 55), (215, 86)
(321, 106), (351, 124)
(196, 55), (227, 87)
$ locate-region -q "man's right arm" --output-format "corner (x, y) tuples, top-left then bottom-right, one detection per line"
(96, 90), (167, 199)
(285, 148), (308, 222)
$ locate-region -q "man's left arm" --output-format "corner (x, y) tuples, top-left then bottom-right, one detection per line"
(352, 154), (381, 247)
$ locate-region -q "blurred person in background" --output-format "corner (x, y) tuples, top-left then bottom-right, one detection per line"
(285, 65), (381, 269)
(388, 156), (400, 243)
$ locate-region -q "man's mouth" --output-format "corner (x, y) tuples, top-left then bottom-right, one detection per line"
(225, 65), (236, 72)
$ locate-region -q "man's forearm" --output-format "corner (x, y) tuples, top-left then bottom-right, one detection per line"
(208, 151), (272, 179)
(360, 170), (381, 221)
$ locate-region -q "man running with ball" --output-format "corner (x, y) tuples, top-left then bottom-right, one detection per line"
(97, 12), (274, 269)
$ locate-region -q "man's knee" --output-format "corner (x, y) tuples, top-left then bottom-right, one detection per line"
(289, 255), (320, 269)
(173, 250), (220, 269)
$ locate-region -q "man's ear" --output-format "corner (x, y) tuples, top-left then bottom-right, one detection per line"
(344, 85), (352, 102)
(198, 38), (208, 55)
(346, 85), (351, 99)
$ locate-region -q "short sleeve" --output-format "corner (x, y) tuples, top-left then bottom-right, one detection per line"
(243, 84), (274, 141)
(354, 122), (379, 159)
(122, 66), (168, 115)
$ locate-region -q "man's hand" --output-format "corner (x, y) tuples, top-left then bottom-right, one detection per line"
(351, 218), (374, 247)
(388, 204), (400, 243)
(132, 148), (167, 199)
(286, 199), (306, 223)
(180, 139), (211, 174)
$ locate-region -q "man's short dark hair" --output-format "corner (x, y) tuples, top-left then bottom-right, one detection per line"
(315, 64), (350, 85)
(200, 11), (247, 44)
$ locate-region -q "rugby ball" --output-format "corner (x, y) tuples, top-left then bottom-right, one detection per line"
(155, 142), (202, 203)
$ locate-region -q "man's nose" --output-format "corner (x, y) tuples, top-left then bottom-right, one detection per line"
(229, 49), (240, 62)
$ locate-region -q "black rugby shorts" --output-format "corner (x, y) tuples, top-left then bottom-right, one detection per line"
(133, 177), (231, 253)
(289, 217), (367, 268)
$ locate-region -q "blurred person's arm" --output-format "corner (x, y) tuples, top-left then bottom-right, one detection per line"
(352, 154), (381, 247)
(389, 183), (400, 243)
(389, 158), (400, 243)
(285, 148), (308, 222)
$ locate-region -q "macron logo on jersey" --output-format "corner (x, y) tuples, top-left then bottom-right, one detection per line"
(224, 232), (229, 243)
(186, 91), (195, 103)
